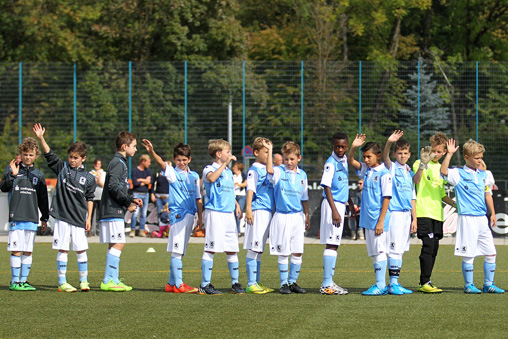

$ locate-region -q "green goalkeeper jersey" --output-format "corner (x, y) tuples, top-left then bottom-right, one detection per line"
(412, 160), (446, 221)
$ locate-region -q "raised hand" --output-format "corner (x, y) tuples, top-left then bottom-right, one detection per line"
(351, 134), (366, 148)
(388, 130), (403, 143)
(141, 139), (153, 153)
(420, 146), (436, 165)
(33, 123), (45, 139)
(446, 139), (459, 155)
(261, 140), (273, 151)
(9, 159), (19, 176)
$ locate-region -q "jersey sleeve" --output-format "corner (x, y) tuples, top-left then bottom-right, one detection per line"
(301, 175), (309, 201)
(445, 168), (460, 186)
(412, 160), (421, 173)
(37, 173), (50, 222)
(0, 165), (15, 192)
(85, 174), (96, 201)
(381, 172), (392, 198)
(355, 163), (368, 178)
(194, 174), (202, 199)
(246, 169), (259, 193)
(107, 160), (133, 208)
(163, 165), (177, 183)
(44, 151), (65, 175)
(268, 166), (281, 186)
(202, 165), (214, 183)
(320, 162), (335, 188)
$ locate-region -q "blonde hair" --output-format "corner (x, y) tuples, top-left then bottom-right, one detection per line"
(139, 154), (150, 163)
(252, 137), (271, 152)
(208, 139), (231, 158)
(281, 141), (300, 157)
(430, 132), (448, 147)
(463, 139), (485, 157)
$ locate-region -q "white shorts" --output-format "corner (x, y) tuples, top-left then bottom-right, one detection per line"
(365, 229), (389, 257)
(167, 214), (194, 255)
(100, 219), (127, 244)
(52, 219), (88, 252)
(203, 210), (239, 253)
(7, 230), (35, 252)
(243, 210), (272, 252)
(388, 210), (411, 255)
(454, 215), (496, 257)
(319, 200), (346, 246)
(269, 212), (305, 256)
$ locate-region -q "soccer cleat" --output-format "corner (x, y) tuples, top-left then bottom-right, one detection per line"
(246, 283), (269, 294)
(129, 230), (135, 238)
(320, 285), (339, 295)
(58, 282), (78, 293)
(289, 283), (307, 294)
(10, 282), (35, 291)
(165, 283), (175, 292)
(231, 282), (246, 294)
(279, 284), (291, 294)
(117, 280), (133, 291)
(388, 283), (405, 295)
(198, 283), (222, 295)
(258, 283), (274, 293)
(331, 282), (349, 295)
(100, 280), (127, 292)
(174, 283), (198, 294)
(9, 282), (23, 291)
(20, 281), (37, 291)
(399, 285), (413, 294)
(362, 284), (388, 296)
(483, 284), (505, 294)
(417, 281), (442, 293)
(80, 281), (90, 292)
(464, 284), (482, 294)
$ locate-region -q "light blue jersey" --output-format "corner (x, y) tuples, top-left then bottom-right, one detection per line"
(269, 165), (309, 214)
(163, 165), (201, 225)
(246, 162), (274, 212)
(320, 152), (349, 203)
(356, 163), (392, 231)
(388, 161), (416, 212)
(203, 162), (235, 213)
(445, 166), (489, 216)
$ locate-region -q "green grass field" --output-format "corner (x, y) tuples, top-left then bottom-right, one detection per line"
(1, 242), (507, 338)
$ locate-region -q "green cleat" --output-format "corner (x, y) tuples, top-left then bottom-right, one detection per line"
(117, 280), (133, 291)
(258, 283), (274, 293)
(9, 282), (23, 291)
(246, 283), (269, 294)
(100, 280), (127, 292)
(417, 281), (442, 293)
(20, 281), (36, 291)
(80, 281), (91, 292)
(58, 282), (78, 293)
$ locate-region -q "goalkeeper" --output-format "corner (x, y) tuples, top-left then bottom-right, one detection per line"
(413, 132), (456, 293)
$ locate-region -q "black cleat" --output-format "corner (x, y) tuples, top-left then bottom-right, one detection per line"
(231, 282), (245, 294)
(280, 283), (291, 294)
(198, 283), (222, 295)
(289, 283), (307, 294)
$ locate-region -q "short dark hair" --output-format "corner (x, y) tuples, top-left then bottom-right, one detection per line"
(67, 142), (87, 157)
(115, 131), (136, 151)
(174, 143), (191, 158)
(18, 137), (41, 157)
(361, 142), (381, 154)
(394, 139), (410, 152)
(332, 132), (348, 142)
(93, 158), (102, 165)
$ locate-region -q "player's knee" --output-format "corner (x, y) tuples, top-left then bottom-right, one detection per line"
(325, 244), (338, 251)
(420, 237), (434, 255)
(485, 255), (496, 263)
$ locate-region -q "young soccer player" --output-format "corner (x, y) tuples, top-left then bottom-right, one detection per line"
(267, 141), (310, 294)
(33, 123), (96, 292)
(319, 132), (351, 295)
(199, 139), (244, 295)
(348, 134), (392, 296)
(441, 139), (504, 294)
(382, 130), (417, 295)
(244, 137), (275, 294)
(142, 140), (203, 294)
(1, 138), (49, 291)
(98, 131), (142, 292)
(413, 132), (455, 293)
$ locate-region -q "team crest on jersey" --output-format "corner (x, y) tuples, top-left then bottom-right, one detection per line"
(32, 177), (38, 185)
(14, 185), (19, 190)
(300, 179), (304, 186)
(324, 164), (331, 172)
(373, 175), (379, 183)
(248, 172), (254, 178)
(464, 185), (468, 190)
(175, 215), (181, 219)
(217, 182), (221, 187)
(79, 177), (86, 185)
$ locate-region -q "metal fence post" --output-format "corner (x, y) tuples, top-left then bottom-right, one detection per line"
(358, 60), (362, 159)
(73, 63), (77, 142)
(417, 60), (421, 152)
(128, 61), (132, 177)
(301, 60), (304, 161)
(185, 61), (188, 144)
(18, 62), (22, 143)
(243, 60), (246, 167)
(476, 61), (479, 141)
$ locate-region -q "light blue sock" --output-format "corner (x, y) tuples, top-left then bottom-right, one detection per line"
(103, 253), (120, 284)
(246, 257), (257, 286)
(20, 255), (32, 282)
(256, 259), (262, 283)
(78, 261), (88, 282)
(388, 257), (401, 285)
(289, 262), (302, 284)
(322, 254), (336, 287)
(10, 255), (21, 284)
(57, 261), (67, 285)
(168, 263), (175, 286)
(374, 260), (387, 289)
(278, 263), (289, 286)
(484, 262), (496, 286)
(172, 257), (183, 287)
(462, 262), (474, 287)
(227, 261), (240, 285)
(201, 259), (213, 287)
